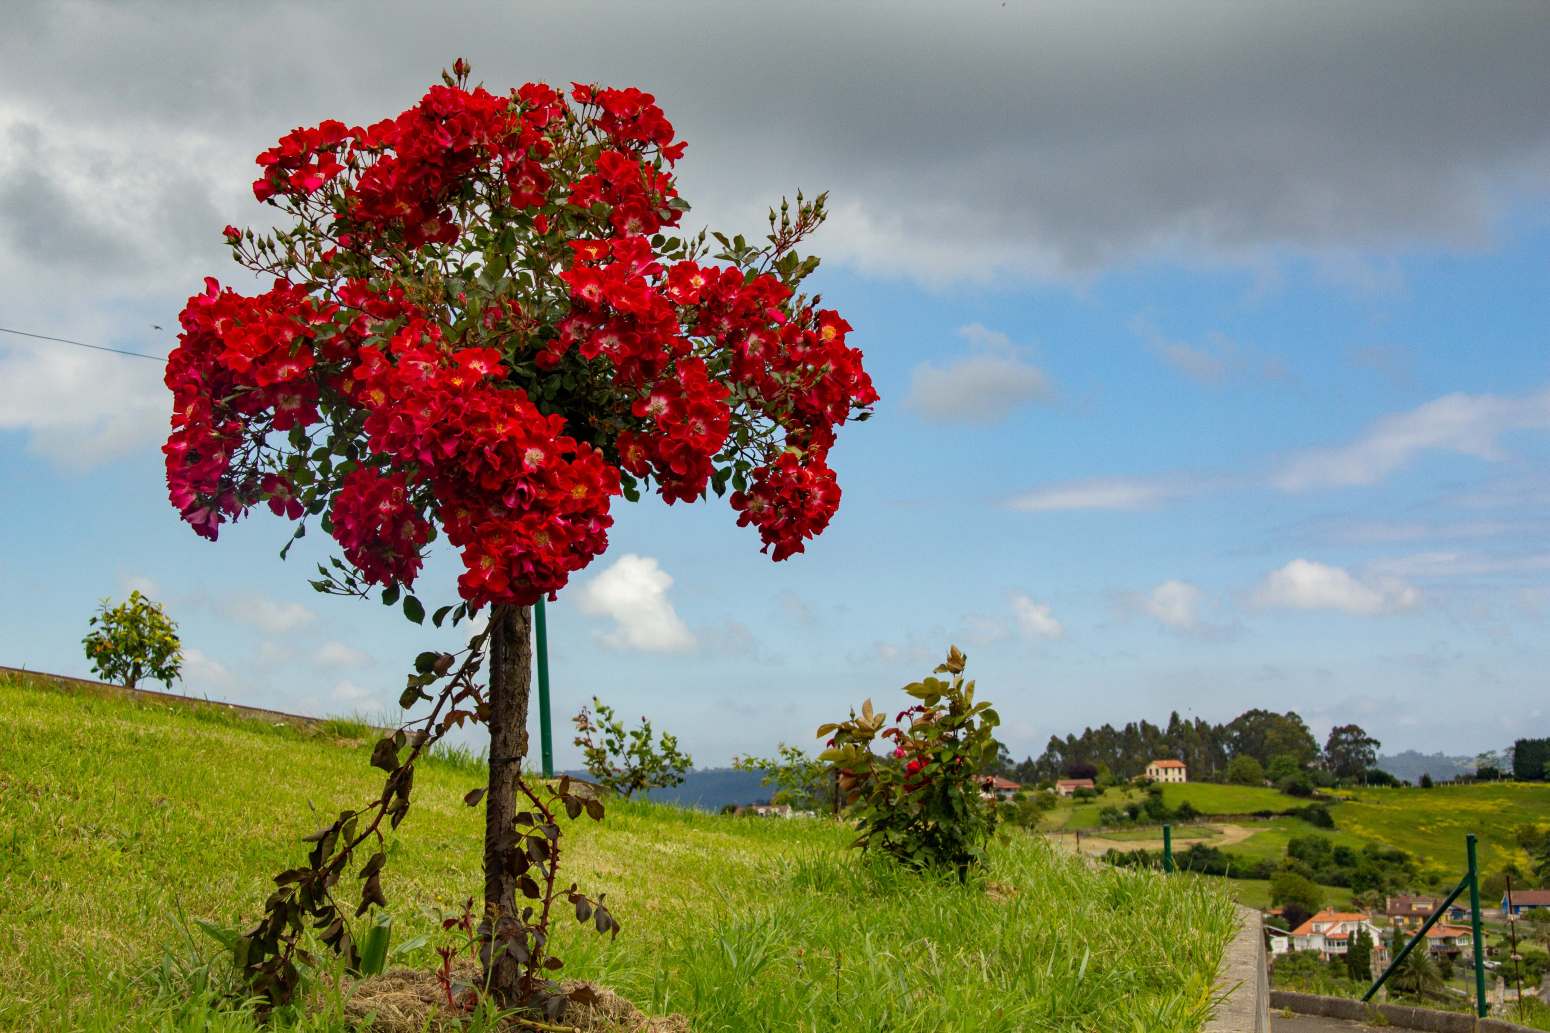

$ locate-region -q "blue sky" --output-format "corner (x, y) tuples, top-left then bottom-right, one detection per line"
(2, 2), (1548, 769)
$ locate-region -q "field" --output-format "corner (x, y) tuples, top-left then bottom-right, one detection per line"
(0, 671), (1240, 1033)
(1035, 774), (1550, 914)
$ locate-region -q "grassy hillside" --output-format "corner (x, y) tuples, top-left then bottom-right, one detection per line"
(1330, 783), (1550, 878)
(0, 671), (1239, 1033)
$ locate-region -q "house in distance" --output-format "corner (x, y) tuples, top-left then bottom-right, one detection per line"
(1146, 759), (1187, 783)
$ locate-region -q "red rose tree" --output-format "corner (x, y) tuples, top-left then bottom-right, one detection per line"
(164, 61), (874, 1012)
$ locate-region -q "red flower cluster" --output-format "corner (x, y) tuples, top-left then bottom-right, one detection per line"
(166, 73), (874, 611)
(254, 82), (565, 251)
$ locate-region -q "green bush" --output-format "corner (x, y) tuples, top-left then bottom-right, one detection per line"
(1228, 755), (1266, 785)
(819, 647), (1002, 877)
(1271, 870), (1324, 914)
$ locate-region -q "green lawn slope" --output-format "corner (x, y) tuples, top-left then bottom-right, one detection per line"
(0, 671), (1239, 1032)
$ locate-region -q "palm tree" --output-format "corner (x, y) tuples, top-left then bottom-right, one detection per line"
(1392, 947), (1443, 999)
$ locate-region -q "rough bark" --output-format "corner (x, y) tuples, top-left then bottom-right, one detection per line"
(481, 603), (532, 1002)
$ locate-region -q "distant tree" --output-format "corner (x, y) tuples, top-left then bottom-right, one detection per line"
(1228, 755), (1266, 786)
(1365, 767), (1400, 787)
(1066, 761), (1099, 781)
(82, 591), (182, 690)
(573, 697), (692, 798)
(1270, 870), (1324, 915)
(1346, 926), (1374, 982)
(1420, 773), (1434, 789)
(1267, 753), (1302, 782)
(1325, 724), (1381, 781)
(1279, 771), (1316, 798)
(1281, 902), (1313, 933)
(1516, 739), (1550, 782)
(1229, 709), (1319, 768)
(1475, 750), (1503, 781)
(1392, 948), (1442, 998)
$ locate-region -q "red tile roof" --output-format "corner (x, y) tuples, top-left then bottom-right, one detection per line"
(1150, 759), (1186, 768)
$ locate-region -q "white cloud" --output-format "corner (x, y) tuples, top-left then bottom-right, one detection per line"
(115, 568), (162, 600)
(1272, 387), (1550, 491)
(1250, 558), (1420, 615)
(312, 640), (374, 669)
(215, 589), (316, 634)
(575, 554), (696, 652)
(330, 680), (376, 705)
(1362, 551), (1550, 580)
(907, 324), (1054, 424)
(875, 641), (933, 665)
(959, 614), (1011, 647)
(1005, 474), (1199, 512)
(1010, 592), (1067, 640)
(179, 647), (243, 698)
(0, 339), (170, 468)
(1113, 580), (1206, 630)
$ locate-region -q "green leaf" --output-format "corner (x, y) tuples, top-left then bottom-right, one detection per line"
(403, 596), (424, 624)
(432, 605), (453, 628)
(359, 913), (392, 976)
(381, 584), (401, 607)
(193, 918), (239, 952)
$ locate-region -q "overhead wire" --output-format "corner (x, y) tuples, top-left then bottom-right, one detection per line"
(0, 325), (164, 362)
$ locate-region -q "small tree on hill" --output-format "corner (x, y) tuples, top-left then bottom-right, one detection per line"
(1227, 754), (1265, 785)
(162, 61), (875, 1013)
(1324, 724), (1380, 783)
(1270, 870), (1323, 915)
(572, 697), (691, 798)
(82, 591), (182, 690)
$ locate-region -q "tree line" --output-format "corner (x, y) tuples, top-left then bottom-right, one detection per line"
(992, 708), (1383, 785)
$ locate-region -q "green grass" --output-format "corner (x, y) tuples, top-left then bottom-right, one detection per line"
(1159, 782), (1293, 814)
(1328, 783), (1550, 879)
(0, 671), (1240, 1032)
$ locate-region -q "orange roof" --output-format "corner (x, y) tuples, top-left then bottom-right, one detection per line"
(1056, 778), (1095, 787)
(1150, 759), (1186, 768)
(1425, 925), (1470, 937)
(989, 777), (1021, 789)
(1290, 912), (1372, 936)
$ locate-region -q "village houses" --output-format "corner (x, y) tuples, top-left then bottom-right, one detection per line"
(1145, 759), (1187, 783)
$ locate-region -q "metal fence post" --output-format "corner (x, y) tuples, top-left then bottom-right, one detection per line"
(535, 597), (554, 778)
(1163, 823), (1173, 873)
(1468, 833), (1488, 1018)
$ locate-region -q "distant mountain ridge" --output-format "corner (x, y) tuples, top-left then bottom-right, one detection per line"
(561, 768), (770, 812)
(1374, 751), (1475, 783)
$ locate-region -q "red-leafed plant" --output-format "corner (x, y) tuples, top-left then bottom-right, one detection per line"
(164, 59), (874, 1016)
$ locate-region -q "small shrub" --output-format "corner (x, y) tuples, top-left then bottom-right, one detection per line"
(1073, 786), (1097, 801)
(1270, 870), (1323, 914)
(819, 646), (1001, 877)
(1279, 771), (1316, 797)
(732, 742), (831, 811)
(1175, 799), (1198, 822)
(572, 697), (692, 798)
(1228, 755), (1265, 785)
(82, 591), (182, 690)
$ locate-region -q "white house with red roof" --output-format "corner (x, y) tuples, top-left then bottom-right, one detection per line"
(1289, 910), (1380, 958)
(1145, 759), (1188, 783)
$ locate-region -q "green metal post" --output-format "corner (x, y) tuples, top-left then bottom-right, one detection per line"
(535, 597), (554, 779)
(1163, 824), (1173, 873)
(1468, 833), (1487, 1017)
(1364, 870), (1472, 1001)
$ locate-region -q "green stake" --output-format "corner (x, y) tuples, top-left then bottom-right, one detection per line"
(1468, 832), (1487, 1017)
(535, 597), (553, 779)
(1163, 824), (1173, 873)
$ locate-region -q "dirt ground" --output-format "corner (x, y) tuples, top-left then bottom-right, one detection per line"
(1045, 822), (1260, 854)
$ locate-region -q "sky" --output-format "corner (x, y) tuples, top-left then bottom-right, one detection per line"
(2, 1), (1549, 770)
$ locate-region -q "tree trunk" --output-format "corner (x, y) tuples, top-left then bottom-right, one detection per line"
(481, 603), (533, 1003)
